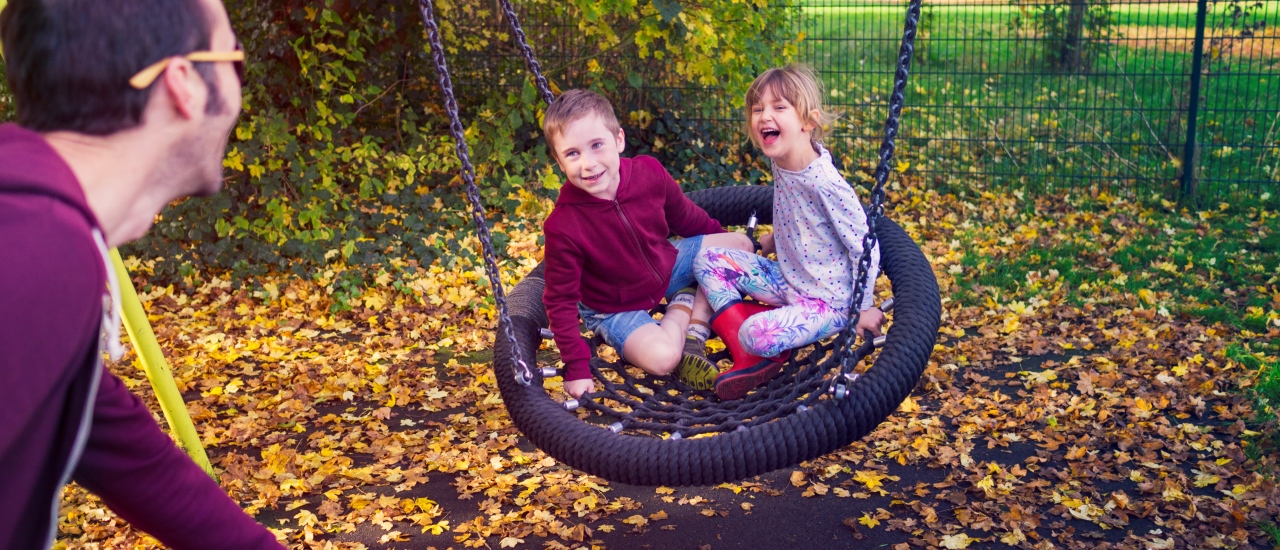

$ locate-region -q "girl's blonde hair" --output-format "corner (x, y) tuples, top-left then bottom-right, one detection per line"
(743, 64), (835, 149)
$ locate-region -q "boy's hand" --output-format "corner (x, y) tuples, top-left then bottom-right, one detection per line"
(565, 378), (595, 399)
(758, 232), (776, 256)
(855, 307), (886, 338)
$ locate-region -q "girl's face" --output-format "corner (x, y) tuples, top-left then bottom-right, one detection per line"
(750, 86), (820, 172)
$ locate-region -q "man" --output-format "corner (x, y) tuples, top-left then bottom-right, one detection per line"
(0, 0), (284, 548)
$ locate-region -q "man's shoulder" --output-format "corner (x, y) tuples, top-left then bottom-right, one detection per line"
(0, 124), (98, 224)
(0, 126), (103, 337)
(0, 194), (103, 312)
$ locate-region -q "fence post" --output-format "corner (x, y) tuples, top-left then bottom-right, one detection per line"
(1180, 0), (1209, 202)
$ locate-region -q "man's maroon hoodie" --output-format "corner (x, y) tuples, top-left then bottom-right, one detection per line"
(0, 124), (282, 549)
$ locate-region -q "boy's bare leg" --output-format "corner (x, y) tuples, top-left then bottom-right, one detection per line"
(622, 233), (750, 382)
(622, 308), (691, 376)
(691, 287), (712, 325)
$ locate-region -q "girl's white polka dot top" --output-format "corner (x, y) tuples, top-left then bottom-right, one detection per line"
(773, 144), (881, 312)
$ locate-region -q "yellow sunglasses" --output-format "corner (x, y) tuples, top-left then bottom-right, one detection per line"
(129, 42), (244, 90)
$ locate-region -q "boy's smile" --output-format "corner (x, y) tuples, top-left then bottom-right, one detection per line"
(751, 87), (819, 172)
(553, 114), (625, 201)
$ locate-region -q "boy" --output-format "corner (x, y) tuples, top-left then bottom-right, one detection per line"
(541, 90), (754, 398)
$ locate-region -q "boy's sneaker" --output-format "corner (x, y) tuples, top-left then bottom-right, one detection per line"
(676, 336), (717, 390)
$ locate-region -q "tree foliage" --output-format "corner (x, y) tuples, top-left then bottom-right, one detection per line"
(107, 0), (797, 307)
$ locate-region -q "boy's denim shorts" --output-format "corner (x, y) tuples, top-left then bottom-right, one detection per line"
(578, 235), (704, 355)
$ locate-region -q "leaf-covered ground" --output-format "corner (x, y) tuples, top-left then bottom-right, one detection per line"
(57, 182), (1280, 549)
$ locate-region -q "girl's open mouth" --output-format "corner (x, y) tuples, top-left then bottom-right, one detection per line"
(581, 172), (603, 183)
(760, 128), (780, 146)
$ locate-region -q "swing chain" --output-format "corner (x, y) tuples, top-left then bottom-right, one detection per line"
(418, 0), (533, 386)
(496, 0), (556, 107)
(834, 0), (921, 390)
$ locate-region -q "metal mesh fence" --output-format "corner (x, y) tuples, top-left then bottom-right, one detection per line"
(800, 0), (1279, 202)
(448, 0), (1276, 202)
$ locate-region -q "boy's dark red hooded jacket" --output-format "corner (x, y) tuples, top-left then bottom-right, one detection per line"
(0, 124), (282, 549)
(542, 156), (724, 381)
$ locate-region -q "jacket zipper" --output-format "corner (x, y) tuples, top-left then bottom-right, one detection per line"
(613, 199), (662, 286)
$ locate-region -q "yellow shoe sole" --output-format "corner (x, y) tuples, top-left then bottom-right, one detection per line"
(676, 354), (718, 391)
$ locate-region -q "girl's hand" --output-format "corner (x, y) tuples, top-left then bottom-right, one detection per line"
(565, 378), (595, 398)
(758, 232), (776, 256)
(855, 307), (886, 338)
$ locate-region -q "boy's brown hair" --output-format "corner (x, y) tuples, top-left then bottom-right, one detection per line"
(744, 64), (835, 149)
(542, 89), (622, 157)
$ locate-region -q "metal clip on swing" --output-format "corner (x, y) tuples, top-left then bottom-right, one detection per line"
(870, 297), (894, 349)
(533, 328), (591, 412)
(534, 329), (581, 410)
(830, 371), (860, 400)
(514, 360), (533, 386)
(830, 296), (896, 398)
(746, 210), (761, 253)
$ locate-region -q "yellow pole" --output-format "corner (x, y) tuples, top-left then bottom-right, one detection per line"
(109, 249), (215, 478)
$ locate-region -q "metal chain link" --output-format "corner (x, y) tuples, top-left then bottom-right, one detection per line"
(835, 0), (922, 389)
(496, 0), (556, 107)
(417, 0), (532, 385)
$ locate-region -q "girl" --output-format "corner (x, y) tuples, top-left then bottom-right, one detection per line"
(694, 64), (886, 400)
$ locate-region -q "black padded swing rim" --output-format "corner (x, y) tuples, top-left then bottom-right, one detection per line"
(493, 185), (942, 487)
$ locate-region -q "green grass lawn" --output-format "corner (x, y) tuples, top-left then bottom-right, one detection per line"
(794, 0), (1279, 200)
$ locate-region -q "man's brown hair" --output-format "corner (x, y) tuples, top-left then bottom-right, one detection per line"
(542, 89), (621, 157)
(0, 0), (220, 135)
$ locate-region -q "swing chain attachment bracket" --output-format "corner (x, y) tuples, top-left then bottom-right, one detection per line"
(515, 360), (534, 386)
(746, 210), (762, 254)
(830, 372), (860, 400)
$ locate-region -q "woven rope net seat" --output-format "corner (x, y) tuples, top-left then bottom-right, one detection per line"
(492, 185), (941, 486)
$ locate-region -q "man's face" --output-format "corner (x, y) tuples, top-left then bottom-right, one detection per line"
(184, 0), (243, 198)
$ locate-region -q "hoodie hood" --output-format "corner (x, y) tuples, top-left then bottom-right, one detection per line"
(0, 124), (100, 230)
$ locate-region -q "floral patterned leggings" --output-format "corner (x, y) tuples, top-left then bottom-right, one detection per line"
(693, 247), (848, 358)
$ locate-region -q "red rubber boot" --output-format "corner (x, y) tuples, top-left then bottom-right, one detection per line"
(710, 301), (791, 400)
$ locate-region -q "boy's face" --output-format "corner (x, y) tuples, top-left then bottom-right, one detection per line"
(551, 114), (625, 201)
(750, 86), (817, 172)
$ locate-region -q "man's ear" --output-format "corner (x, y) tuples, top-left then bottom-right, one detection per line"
(159, 59), (202, 120)
(615, 127), (626, 154)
